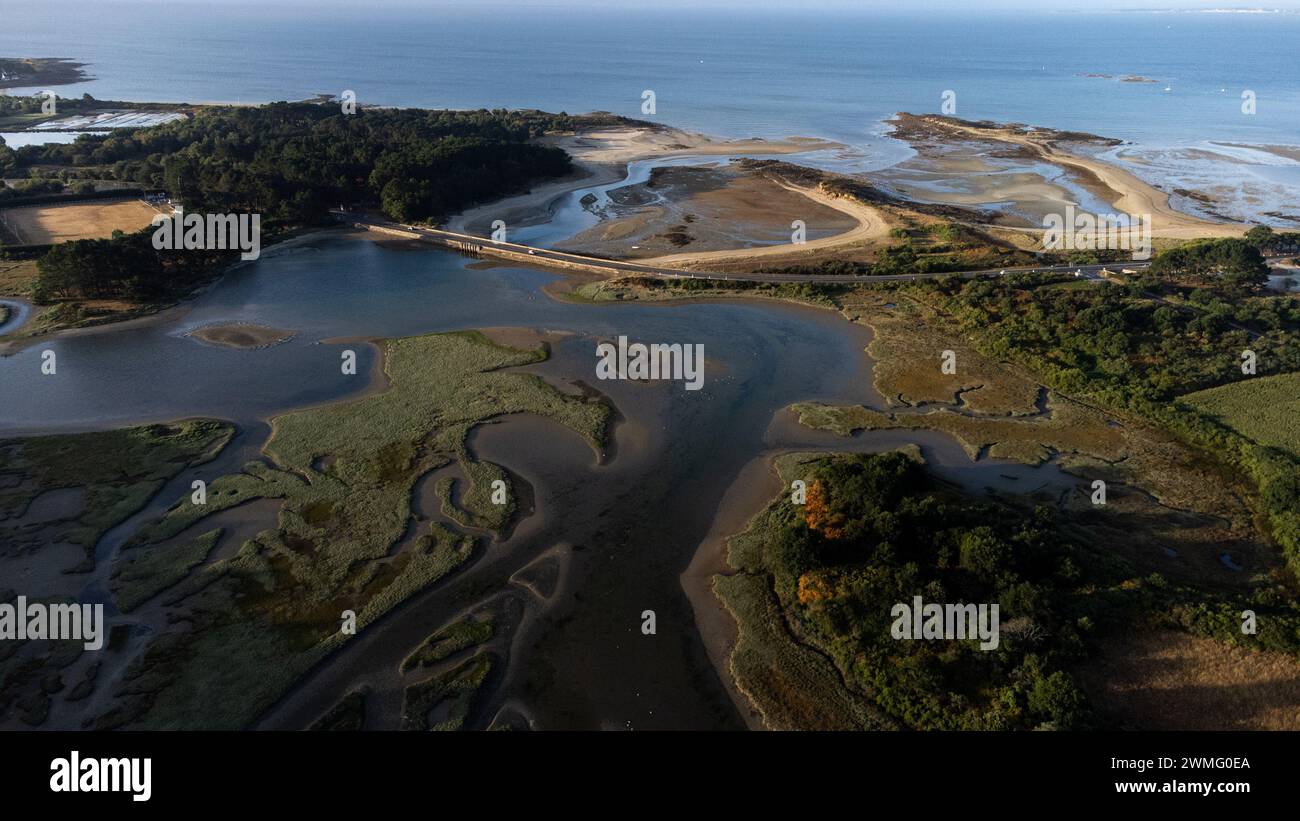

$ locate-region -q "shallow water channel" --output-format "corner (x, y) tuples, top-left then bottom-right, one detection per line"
(1, 158), (1081, 729)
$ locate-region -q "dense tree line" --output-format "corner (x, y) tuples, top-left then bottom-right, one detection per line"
(0, 178), (67, 201)
(34, 229), (235, 303)
(5, 99), (622, 301)
(0, 94), (134, 177)
(1149, 237), (1270, 288)
(1244, 224), (1300, 260)
(9, 102), (581, 224)
(768, 452), (1104, 729)
(0, 135), (13, 179)
(939, 274), (1300, 400)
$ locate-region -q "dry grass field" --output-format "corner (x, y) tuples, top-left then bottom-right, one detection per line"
(1081, 629), (1300, 730)
(0, 199), (167, 245)
(0, 258), (38, 297)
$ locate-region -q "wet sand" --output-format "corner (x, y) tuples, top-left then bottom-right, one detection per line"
(8, 122), (1232, 730)
(251, 298), (884, 731)
(880, 138), (1112, 228)
(887, 114), (1251, 240)
(641, 179), (891, 268)
(448, 125), (843, 236)
(1215, 142), (1300, 163)
(187, 322), (296, 349)
(680, 452), (783, 730)
(559, 163), (858, 259)
(8, 231), (1094, 731)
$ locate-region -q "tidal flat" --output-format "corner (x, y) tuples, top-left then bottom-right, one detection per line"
(3, 136), (1295, 730)
(0, 215), (896, 729)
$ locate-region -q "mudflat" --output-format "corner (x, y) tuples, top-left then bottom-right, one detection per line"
(188, 322), (296, 349)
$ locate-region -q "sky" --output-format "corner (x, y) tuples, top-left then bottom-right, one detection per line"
(22, 0), (1300, 9)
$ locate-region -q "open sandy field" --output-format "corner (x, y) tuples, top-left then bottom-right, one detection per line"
(0, 199), (168, 245)
(641, 180), (891, 268)
(551, 125), (839, 167)
(556, 163), (860, 260)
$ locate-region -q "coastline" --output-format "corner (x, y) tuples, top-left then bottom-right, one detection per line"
(2, 121), (849, 351)
(4, 109), (1262, 355)
(447, 125), (843, 236)
(0, 7), (1295, 738)
(0, 57), (91, 90)
(890, 114), (1251, 239)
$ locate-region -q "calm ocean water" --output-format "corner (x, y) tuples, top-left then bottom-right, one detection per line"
(2, 3), (1298, 215)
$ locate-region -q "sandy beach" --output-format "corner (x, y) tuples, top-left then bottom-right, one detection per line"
(903, 115), (1250, 240)
(453, 114), (1253, 276)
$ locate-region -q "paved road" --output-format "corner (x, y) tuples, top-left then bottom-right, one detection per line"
(344, 213), (1157, 284)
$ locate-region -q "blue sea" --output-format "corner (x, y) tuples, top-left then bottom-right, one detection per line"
(2, 2), (1298, 218)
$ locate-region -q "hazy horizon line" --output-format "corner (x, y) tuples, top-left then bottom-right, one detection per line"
(8, 0), (1300, 11)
